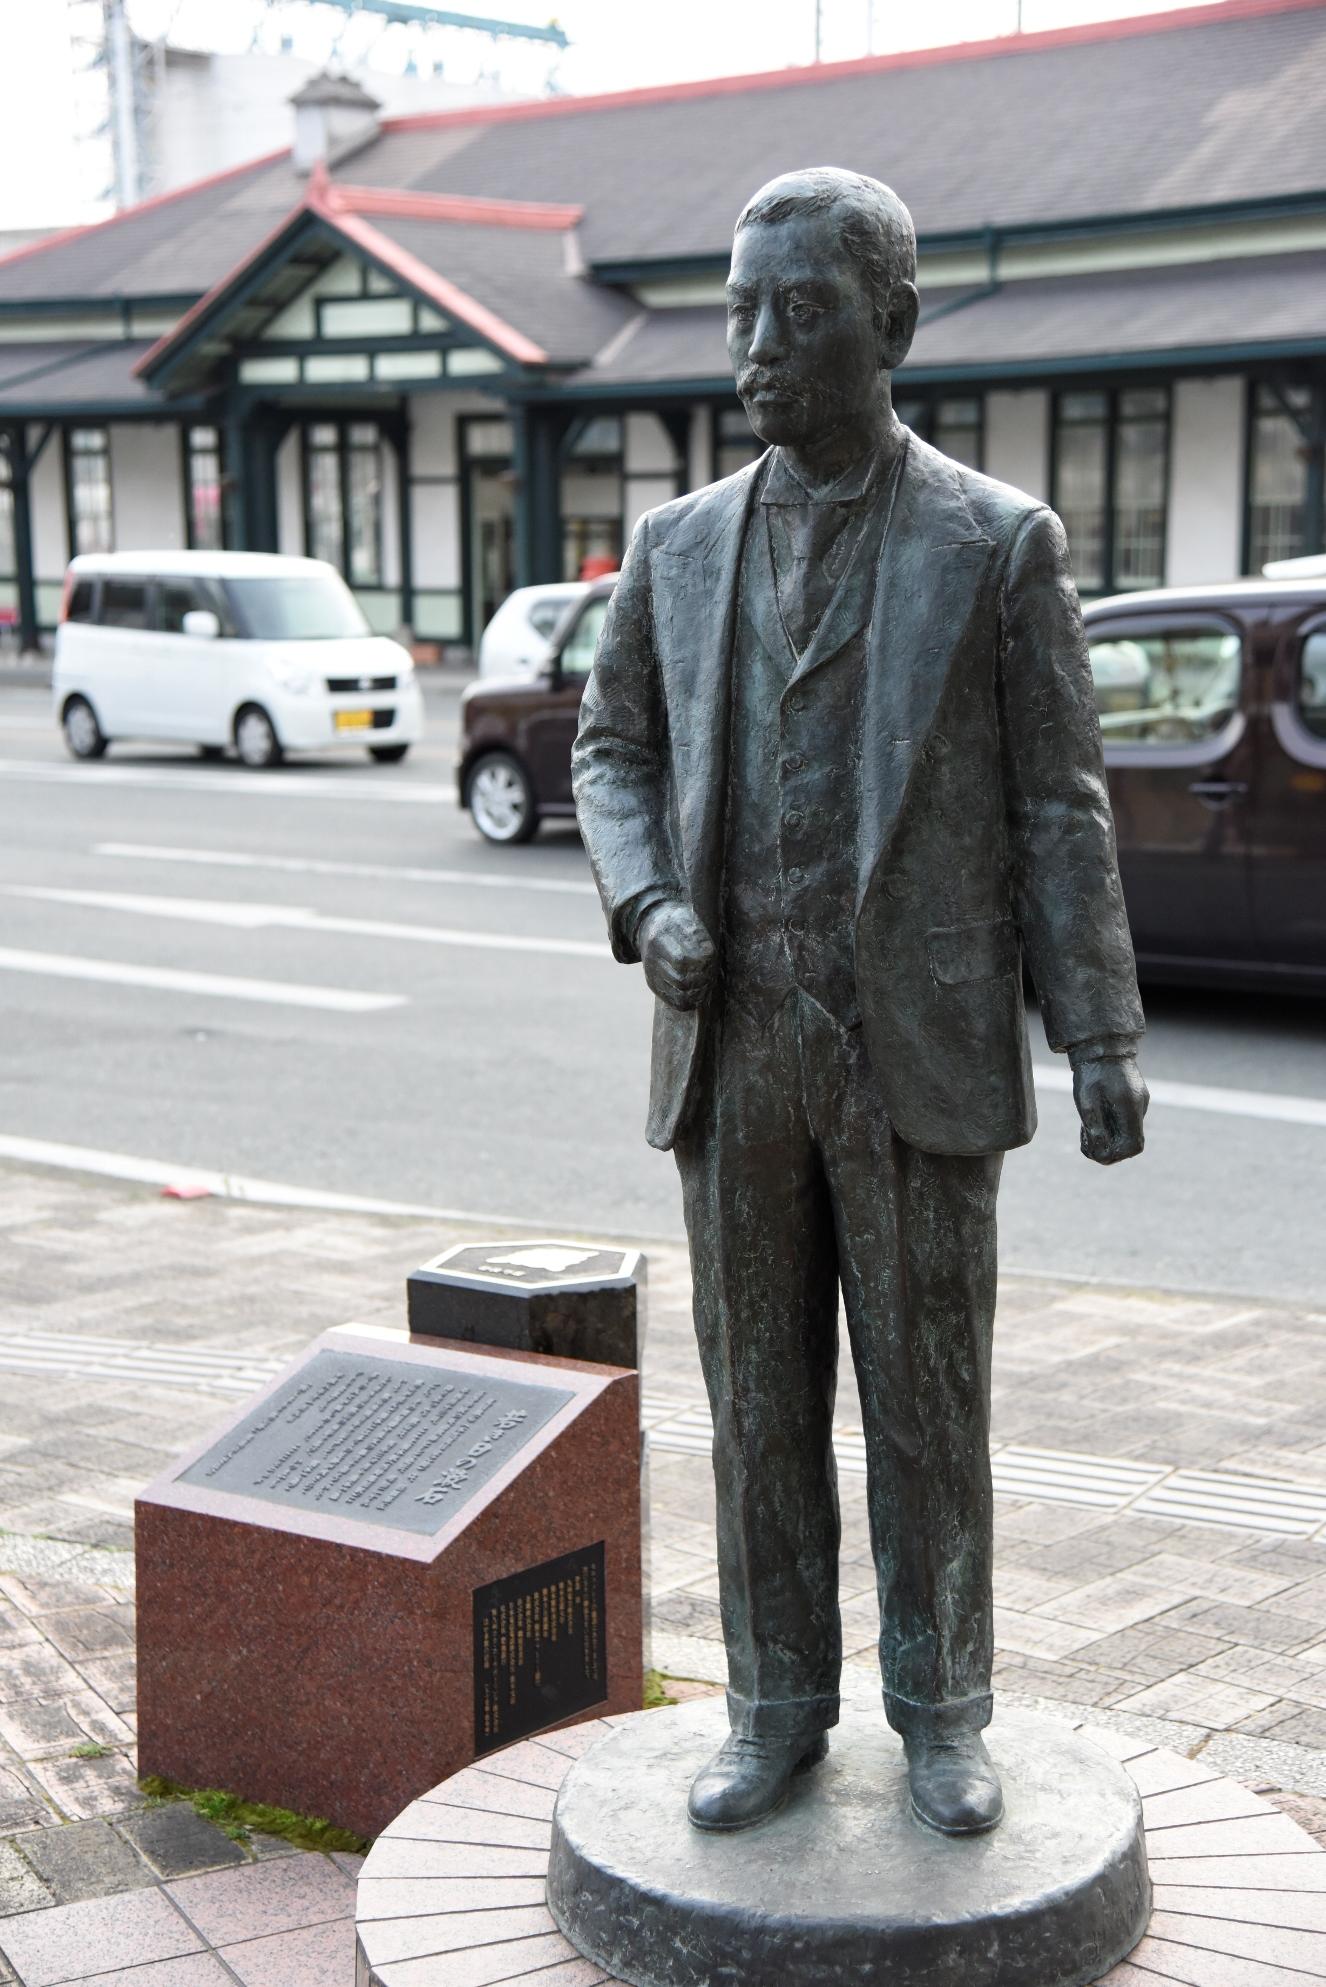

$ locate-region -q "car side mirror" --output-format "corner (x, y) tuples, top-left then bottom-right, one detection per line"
(182, 609), (220, 640)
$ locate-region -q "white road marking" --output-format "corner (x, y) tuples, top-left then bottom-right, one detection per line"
(7, 886), (611, 960)
(94, 841), (599, 897)
(0, 947), (405, 1012)
(0, 1133), (519, 1223)
(0, 756), (454, 804)
(1032, 1062), (1326, 1130)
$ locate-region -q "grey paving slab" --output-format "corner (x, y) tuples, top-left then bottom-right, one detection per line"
(116, 1805), (247, 1880)
(14, 1818), (153, 1904)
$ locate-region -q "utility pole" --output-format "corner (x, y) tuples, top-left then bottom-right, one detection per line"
(814, 0), (822, 62)
(105, 0), (142, 209)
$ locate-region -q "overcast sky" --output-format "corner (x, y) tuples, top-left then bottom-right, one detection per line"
(0, 0), (1212, 231)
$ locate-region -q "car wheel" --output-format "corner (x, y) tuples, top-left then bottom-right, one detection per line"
(467, 751), (538, 844)
(234, 704), (283, 769)
(62, 696), (107, 760)
(369, 744), (410, 764)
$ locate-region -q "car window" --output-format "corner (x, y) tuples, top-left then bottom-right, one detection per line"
(1086, 621), (1241, 744)
(559, 598), (610, 680)
(100, 580), (149, 630)
(528, 598), (572, 638)
(157, 581), (204, 634)
(66, 580), (96, 623)
(1299, 632), (1326, 741)
(222, 574), (369, 640)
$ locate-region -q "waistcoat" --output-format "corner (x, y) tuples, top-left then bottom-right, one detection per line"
(721, 473), (891, 1029)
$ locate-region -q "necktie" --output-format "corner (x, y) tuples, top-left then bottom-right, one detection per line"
(768, 500), (868, 659)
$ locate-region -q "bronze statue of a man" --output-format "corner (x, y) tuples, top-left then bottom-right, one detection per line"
(572, 168), (1147, 1838)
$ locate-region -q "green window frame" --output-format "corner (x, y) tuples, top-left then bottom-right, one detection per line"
(1051, 388), (1169, 596)
(64, 426), (114, 557)
(302, 420), (383, 587)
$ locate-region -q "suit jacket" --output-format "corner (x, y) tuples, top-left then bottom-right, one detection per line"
(572, 430), (1144, 1157)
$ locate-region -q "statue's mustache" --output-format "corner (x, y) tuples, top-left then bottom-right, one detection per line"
(737, 367), (807, 401)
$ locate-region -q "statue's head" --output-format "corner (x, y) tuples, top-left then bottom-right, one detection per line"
(727, 167), (919, 451)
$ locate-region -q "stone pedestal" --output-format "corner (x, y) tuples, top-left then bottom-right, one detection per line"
(548, 1699), (1149, 1987)
(136, 1324), (641, 1838)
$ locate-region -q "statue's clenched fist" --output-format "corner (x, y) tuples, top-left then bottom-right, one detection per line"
(1074, 1055), (1149, 1165)
(638, 901), (716, 1011)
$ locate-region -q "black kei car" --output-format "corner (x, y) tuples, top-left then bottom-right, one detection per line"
(457, 573), (1326, 993)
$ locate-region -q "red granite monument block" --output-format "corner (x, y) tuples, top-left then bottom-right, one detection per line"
(135, 1325), (641, 1838)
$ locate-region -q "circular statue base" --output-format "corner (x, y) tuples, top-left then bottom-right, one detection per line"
(547, 1700), (1149, 1987)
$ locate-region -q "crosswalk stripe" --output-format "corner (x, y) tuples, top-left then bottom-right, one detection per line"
(0, 947), (406, 1012)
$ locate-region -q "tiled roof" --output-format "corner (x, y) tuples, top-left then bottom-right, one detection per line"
(0, 341), (162, 411)
(576, 250), (1326, 388)
(0, 0), (1322, 316)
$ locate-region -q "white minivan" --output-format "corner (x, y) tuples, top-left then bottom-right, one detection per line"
(53, 551), (424, 767)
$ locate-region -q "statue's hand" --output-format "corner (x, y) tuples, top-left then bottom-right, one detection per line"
(1073, 1055), (1149, 1165)
(638, 901), (716, 1011)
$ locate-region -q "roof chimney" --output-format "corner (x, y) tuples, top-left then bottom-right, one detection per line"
(290, 71), (382, 175)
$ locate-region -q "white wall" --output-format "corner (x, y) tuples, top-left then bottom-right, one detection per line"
(1166, 376), (1244, 585)
(983, 391), (1050, 502)
(688, 406), (713, 492)
(110, 426), (183, 551)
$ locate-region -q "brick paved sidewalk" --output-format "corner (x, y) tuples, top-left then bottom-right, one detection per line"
(1, 1159), (1326, 1982)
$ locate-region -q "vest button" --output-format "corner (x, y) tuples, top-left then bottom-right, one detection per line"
(783, 754), (805, 774)
(787, 693), (805, 715)
(785, 810), (804, 830)
(786, 913), (805, 934)
(787, 864), (805, 883)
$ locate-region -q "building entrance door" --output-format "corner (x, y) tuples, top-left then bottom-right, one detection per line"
(464, 422), (516, 648)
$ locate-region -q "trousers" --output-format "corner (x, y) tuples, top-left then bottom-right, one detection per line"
(673, 988), (1002, 1743)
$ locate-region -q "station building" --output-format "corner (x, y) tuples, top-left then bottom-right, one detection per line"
(0, 0), (1324, 654)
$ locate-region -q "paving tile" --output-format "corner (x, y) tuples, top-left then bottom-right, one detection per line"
(39, 1610), (134, 1664)
(474, 1743), (573, 1793)
(71, 1656), (136, 1717)
(1153, 1885), (1326, 1932)
(216, 1916), (357, 1987)
(0, 1647), (85, 1706)
(992, 1607), (1104, 1659)
(422, 1771), (557, 1822)
(0, 1698), (131, 1764)
(1144, 1783), (1277, 1830)
(1125, 1752), (1222, 1798)
(370, 1932), (581, 1987)
(166, 1853), (354, 1946)
(17, 1818), (153, 1903)
(361, 1906), (559, 1967)
(27, 1752), (144, 1822)
(1128, 1933), (1326, 1986)
(1148, 1908), (1326, 1973)
(363, 1839), (549, 1881)
(1115, 1677), (1280, 1729)
(116, 1805), (247, 1879)
(69, 1959), (233, 1987)
(1041, 1573), (1180, 1634)
(505, 1964), (611, 1985)
(358, 1876), (550, 1920)
(1147, 1855), (1326, 1893)
(0, 1888), (201, 1987)
(380, 1806), (552, 1851)
(0, 1840), (55, 1914)
(1142, 1813), (1318, 1859)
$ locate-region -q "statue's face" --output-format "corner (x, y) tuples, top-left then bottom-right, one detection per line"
(726, 211), (885, 449)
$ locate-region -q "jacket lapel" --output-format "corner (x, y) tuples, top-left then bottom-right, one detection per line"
(651, 453), (766, 942)
(785, 475), (896, 688)
(857, 436), (995, 911)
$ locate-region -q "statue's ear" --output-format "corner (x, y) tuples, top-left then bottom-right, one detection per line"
(880, 281), (919, 371)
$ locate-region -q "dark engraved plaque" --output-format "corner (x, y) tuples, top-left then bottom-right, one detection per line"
(181, 1349), (572, 1536)
(474, 1541), (608, 1753)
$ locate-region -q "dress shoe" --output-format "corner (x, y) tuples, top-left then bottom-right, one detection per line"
(687, 1730), (829, 1832)
(904, 1728), (1003, 1835)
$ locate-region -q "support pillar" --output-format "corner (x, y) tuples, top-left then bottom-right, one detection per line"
(512, 403), (570, 586)
(2, 422), (53, 654)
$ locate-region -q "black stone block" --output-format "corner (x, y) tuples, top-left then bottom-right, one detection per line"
(407, 1239), (644, 1369)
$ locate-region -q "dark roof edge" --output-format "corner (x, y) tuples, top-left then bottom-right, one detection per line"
(590, 189), (1326, 285)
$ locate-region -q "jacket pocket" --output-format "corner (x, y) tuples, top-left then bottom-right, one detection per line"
(926, 918), (1019, 986)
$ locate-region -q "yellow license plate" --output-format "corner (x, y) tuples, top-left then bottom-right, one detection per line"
(334, 709), (373, 731)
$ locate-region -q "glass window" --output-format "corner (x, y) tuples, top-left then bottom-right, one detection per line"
(1054, 393), (1109, 593)
(1299, 632), (1326, 741)
(67, 579), (96, 622)
(933, 397), (983, 470)
(223, 573), (370, 640)
(1086, 621), (1241, 744)
(157, 580), (204, 634)
(563, 516), (621, 583)
(569, 416), (622, 461)
(184, 426), (224, 551)
(303, 422), (382, 586)
(1247, 385), (1314, 573)
(67, 428), (113, 555)
(0, 448), (13, 576)
(558, 597), (610, 679)
(100, 579), (149, 629)
(717, 406), (762, 478)
(1053, 390), (1170, 595)
(1113, 391), (1168, 591)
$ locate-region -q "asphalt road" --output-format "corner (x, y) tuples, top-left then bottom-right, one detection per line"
(1, 675), (1324, 1304)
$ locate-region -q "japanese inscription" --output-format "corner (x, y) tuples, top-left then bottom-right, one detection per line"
(182, 1348), (572, 1535)
(474, 1541), (608, 1752)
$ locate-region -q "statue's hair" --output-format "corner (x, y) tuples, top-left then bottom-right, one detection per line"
(734, 168), (916, 330)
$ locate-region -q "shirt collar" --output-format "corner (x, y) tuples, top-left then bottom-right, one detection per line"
(760, 442), (883, 507)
